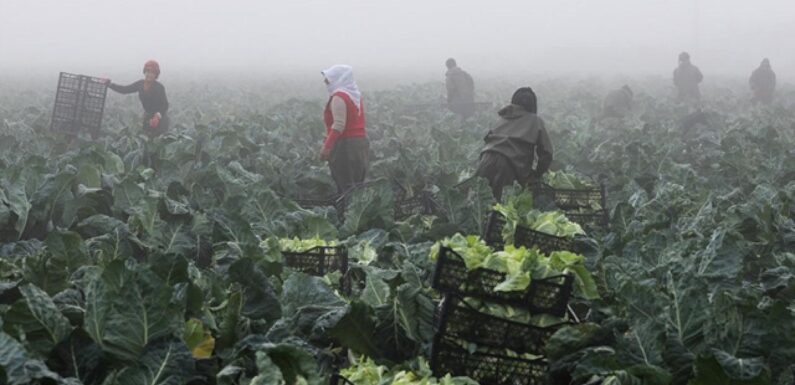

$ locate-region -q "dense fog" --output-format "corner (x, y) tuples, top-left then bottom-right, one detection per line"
(1, 0), (793, 82)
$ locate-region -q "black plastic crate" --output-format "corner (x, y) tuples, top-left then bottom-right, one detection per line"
(565, 210), (609, 233)
(50, 72), (108, 135)
(394, 191), (441, 220)
(329, 374), (354, 385)
(294, 195), (341, 210)
(431, 247), (574, 317)
(341, 179), (407, 199)
(437, 296), (566, 355)
(483, 211), (574, 254)
(282, 246), (348, 276)
(430, 336), (548, 385)
(532, 183), (606, 211)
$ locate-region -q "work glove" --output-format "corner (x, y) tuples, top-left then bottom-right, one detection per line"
(149, 112), (161, 129)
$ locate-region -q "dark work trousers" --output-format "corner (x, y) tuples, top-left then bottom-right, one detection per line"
(141, 114), (169, 170)
(475, 151), (520, 202)
(329, 136), (370, 194)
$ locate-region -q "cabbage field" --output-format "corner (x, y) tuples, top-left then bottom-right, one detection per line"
(0, 77), (793, 385)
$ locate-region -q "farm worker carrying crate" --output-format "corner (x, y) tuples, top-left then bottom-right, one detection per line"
(105, 60), (170, 137)
(475, 87), (553, 201)
(445, 58), (475, 118)
(319, 65), (369, 194)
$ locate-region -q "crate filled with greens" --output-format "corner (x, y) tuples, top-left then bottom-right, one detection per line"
(482, 191), (585, 253)
(279, 237), (349, 276)
(395, 190), (443, 220)
(430, 336), (549, 385)
(534, 171), (609, 232)
(431, 244), (577, 317)
(435, 295), (568, 355)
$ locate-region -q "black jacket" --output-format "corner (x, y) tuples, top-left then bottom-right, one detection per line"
(673, 63), (703, 100)
(109, 80), (169, 118)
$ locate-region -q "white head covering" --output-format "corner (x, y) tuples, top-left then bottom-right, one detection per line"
(322, 65), (361, 109)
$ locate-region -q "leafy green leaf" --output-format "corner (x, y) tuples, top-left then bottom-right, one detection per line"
(184, 319), (215, 359)
(252, 343), (323, 385)
(688, 350), (771, 385)
(2, 283), (72, 356)
(341, 181), (395, 237)
(83, 261), (184, 363)
(115, 340), (194, 385)
(228, 257), (281, 321)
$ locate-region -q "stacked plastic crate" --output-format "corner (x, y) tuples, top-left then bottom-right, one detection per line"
(281, 245), (351, 294)
(532, 183), (609, 234)
(282, 245), (349, 277)
(481, 211), (575, 254)
(50, 72), (108, 136)
(430, 247), (575, 385)
(481, 209), (595, 324)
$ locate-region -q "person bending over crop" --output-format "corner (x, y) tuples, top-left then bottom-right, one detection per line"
(601, 85), (634, 119)
(476, 87), (553, 201)
(320, 65), (369, 194)
(107, 60), (169, 137)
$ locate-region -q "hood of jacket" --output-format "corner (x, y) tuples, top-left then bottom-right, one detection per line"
(497, 104), (532, 120)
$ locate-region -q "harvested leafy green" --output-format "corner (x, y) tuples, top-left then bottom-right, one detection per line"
(340, 356), (478, 385)
(495, 191), (585, 241)
(429, 233), (493, 269)
(430, 234), (598, 299)
(277, 236), (339, 252)
(544, 170), (595, 190)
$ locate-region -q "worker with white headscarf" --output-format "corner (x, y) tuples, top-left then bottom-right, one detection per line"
(320, 65), (369, 194)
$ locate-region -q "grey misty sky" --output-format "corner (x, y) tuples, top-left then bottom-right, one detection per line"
(1, 0), (793, 79)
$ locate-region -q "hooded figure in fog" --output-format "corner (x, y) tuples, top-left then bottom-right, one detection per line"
(602, 85), (634, 119)
(673, 52), (703, 101)
(475, 87), (553, 201)
(445, 58), (476, 118)
(320, 65), (369, 194)
(750, 58), (776, 104)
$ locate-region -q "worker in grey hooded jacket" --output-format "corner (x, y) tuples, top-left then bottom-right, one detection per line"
(445, 58), (475, 118)
(749, 58), (776, 104)
(475, 87), (553, 200)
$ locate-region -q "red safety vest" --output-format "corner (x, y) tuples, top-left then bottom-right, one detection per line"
(324, 91), (366, 138)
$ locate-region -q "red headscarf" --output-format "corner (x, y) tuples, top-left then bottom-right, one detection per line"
(143, 60), (160, 77)
(143, 60), (160, 91)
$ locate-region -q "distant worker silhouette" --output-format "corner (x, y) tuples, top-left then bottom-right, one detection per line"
(673, 52), (703, 101)
(749, 58), (776, 104)
(445, 58), (475, 118)
(601, 85), (634, 119)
